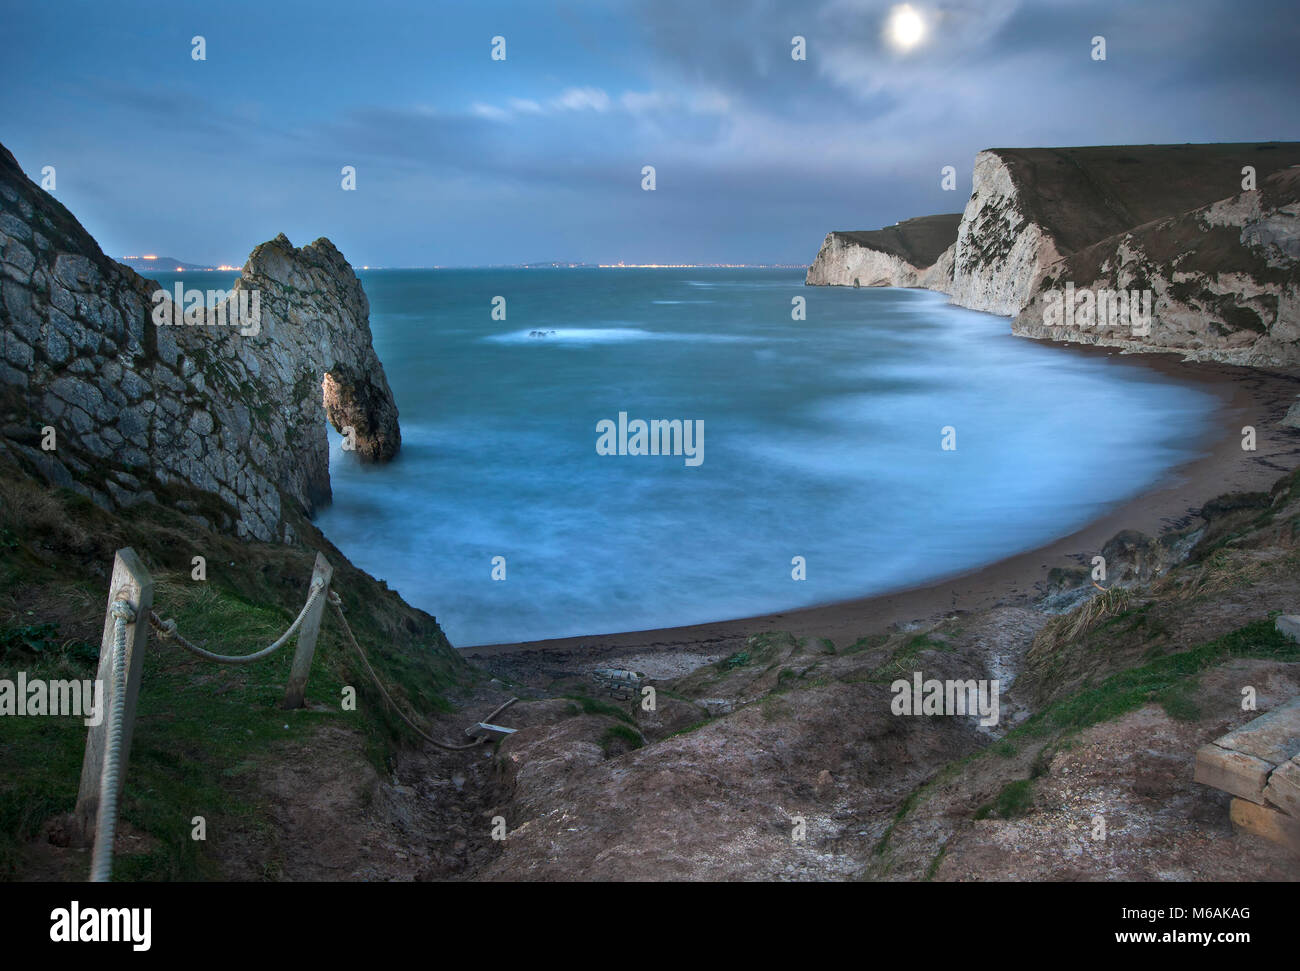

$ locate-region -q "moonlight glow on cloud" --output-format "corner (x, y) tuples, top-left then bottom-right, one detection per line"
(2, 0), (1297, 267)
(885, 4), (928, 52)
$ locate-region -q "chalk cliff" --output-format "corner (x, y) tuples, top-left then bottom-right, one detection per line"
(807, 142), (1300, 367)
(804, 213), (960, 289)
(1014, 166), (1300, 367)
(0, 141), (401, 541)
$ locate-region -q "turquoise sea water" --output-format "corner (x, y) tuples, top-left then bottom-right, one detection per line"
(156, 268), (1220, 648)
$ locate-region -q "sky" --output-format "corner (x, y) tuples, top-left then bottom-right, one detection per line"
(1, 0), (1298, 267)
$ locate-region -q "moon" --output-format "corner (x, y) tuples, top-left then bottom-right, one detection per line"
(885, 4), (928, 52)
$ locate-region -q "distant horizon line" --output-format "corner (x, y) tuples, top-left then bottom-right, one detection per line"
(119, 257), (812, 271)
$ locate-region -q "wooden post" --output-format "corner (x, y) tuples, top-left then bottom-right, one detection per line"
(73, 548), (153, 846)
(282, 552), (332, 710)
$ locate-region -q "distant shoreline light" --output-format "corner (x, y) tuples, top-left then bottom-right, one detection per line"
(593, 263), (807, 268)
(123, 259), (810, 271)
(350, 263), (812, 270)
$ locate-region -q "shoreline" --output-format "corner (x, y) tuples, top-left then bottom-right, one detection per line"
(467, 347), (1300, 666)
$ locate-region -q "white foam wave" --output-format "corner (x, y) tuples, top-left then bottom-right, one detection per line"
(484, 327), (768, 345)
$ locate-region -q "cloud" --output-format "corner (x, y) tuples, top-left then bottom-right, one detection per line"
(621, 90), (671, 112)
(6, 0), (1300, 266)
(553, 86), (611, 111)
(471, 102), (510, 121)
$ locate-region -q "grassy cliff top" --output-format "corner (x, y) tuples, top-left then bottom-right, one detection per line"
(830, 213), (962, 268)
(989, 142), (1300, 255)
(0, 458), (472, 880)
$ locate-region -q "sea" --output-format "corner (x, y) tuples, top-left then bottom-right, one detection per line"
(152, 268), (1220, 648)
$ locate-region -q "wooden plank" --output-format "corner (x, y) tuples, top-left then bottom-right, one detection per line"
(1194, 742), (1271, 803)
(465, 722), (517, 741)
(73, 548), (153, 846)
(1215, 697), (1300, 766)
(1230, 797), (1300, 854)
(1263, 757), (1300, 818)
(281, 553), (332, 710)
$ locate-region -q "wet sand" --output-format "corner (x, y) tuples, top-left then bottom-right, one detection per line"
(468, 348), (1300, 669)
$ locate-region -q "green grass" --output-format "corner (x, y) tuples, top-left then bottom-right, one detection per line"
(563, 694), (635, 724)
(840, 633), (889, 656)
(1016, 617), (1296, 739)
(599, 723), (644, 755)
(871, 616), (1298, 861)
(0, 550), (468, 881)
(0, 583), (368, 879)
(1157, 681), (1202, 722)
(974, 779), (1035, 820)
(901, 633), (951, 656)
(924, 843), (949, 881)
(1, 620), (98, 665)
(874, 787), (925, 857)
(861, 630), (954, 683)
(664, 718), (711, 739)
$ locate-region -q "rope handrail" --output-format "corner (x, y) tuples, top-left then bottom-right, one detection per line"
(148, 578), (325, 665)
(83, 549), (515, 884)
(90, 598), (133, 882)
(147, 580), (516, 751)
(327, 591), (517, 751)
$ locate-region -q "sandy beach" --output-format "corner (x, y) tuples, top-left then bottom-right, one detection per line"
(468, 347), (1300, 674)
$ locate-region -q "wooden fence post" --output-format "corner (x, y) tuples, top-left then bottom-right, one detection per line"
(282, 552), (332, 710)
(73, 548), (153, 846)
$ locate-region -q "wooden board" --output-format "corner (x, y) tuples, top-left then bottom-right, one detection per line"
(1194, 742), (1271, 803)
(1214, 697), (1300, 766)
(1230, 797), (1300, 854)
(1263, 757), (1300, 818)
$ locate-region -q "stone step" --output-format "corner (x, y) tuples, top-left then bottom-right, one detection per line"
(1277, 615), (1300, 642)
(1214, 696), (1300, 767)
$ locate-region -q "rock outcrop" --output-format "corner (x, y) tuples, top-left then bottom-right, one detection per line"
(1014, 166), (1300, 367)
(805, 213), (960, 289)
(807, 142), (1300, 367)
(0, 141), (400, 541)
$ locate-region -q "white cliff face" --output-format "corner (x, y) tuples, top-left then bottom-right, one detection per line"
(920, 242), (955, 292)
(947, 151), (1061, 316)
(806, 147), (1300, 369)
(804, 215), (961, 291)
(1013, 173), (1300, 368)
(805, 232), (927, 288)
(803, 152), (1060, 312)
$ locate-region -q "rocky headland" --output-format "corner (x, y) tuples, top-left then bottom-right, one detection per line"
(0, 139), (473, 880)
(0, 140), (401, 542)
(807, 142), (1300, 368)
